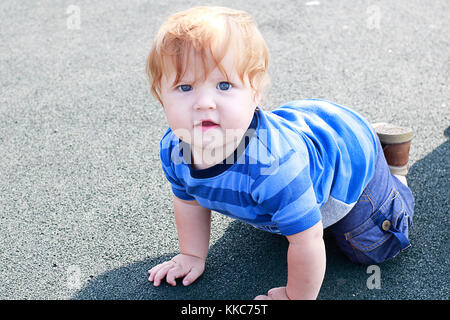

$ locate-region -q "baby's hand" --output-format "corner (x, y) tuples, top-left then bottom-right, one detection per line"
(254, 287), (290, 300)
(148, 253), (205, 287)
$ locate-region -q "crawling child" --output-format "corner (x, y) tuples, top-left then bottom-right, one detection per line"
(146, 6), (414, 300)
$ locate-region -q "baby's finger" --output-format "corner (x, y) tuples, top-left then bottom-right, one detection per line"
(152, 263), (174, 286)
(181, 266), (202, 286)
(166, 266), (187, 286)
(148, 262), (167, 281)
(267, 287), (289, 300)
(148, 261), (174, 281)
(148, 267), (160, 282)
(148, 265), (162, 281)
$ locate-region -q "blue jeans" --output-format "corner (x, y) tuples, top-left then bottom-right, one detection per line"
(328, 136), (414, 265)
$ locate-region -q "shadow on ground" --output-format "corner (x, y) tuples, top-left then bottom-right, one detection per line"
(74, 127), (449, 300)
(73, 221), (290, 300)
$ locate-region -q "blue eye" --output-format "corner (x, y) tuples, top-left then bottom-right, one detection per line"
(177, 84), (192, 92)
(217, 82), (232, 91)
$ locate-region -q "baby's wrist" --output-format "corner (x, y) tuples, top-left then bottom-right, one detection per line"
(178, 252), (207, 261)
(285, 285), (295, 300)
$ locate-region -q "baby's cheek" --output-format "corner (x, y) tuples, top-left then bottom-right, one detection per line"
(171, 126), (194, 144)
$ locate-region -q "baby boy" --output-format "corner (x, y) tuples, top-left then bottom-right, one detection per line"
(146, 6), (414, 299)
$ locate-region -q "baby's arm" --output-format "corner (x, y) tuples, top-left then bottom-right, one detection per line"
(173, 195), (211, 260)
(254, 221), (326, 300)
(148, 195), (211, 286)
(285, 221), (326, 299)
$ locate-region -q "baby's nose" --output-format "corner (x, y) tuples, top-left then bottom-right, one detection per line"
(194, 90), (216, 110)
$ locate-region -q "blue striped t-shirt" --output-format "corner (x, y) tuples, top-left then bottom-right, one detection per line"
(159, 99), (378, 235)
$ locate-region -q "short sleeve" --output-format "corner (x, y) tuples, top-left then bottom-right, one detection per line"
(160, 132), (195, 201)
(251, 149), (322, 236)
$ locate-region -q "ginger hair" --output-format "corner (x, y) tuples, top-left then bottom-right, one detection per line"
(146, 6), (270, 104)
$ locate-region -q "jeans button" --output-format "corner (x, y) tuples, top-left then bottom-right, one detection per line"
(382, 220), (391, 231)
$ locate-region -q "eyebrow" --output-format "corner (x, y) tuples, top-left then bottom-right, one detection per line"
(172, 72), (235, 86)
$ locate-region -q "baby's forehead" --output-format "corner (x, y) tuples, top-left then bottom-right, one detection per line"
(163, 47), (240, 84)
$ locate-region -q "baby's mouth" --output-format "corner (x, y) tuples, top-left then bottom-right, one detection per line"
(202, 121), (218, 127)
(199, 120), (220, 131)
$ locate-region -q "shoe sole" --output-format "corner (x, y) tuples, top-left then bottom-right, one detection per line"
(372, 122), (413, 144)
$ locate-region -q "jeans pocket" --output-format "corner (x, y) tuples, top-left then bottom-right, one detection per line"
(344, 189), (412, 264)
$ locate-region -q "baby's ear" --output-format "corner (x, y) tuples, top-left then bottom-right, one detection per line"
(252, 89), (262, 105)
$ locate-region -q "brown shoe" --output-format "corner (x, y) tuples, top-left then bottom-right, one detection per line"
(372, 123), (413, 175)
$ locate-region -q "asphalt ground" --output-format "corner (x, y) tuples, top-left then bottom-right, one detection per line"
(0, 0), (448, 300)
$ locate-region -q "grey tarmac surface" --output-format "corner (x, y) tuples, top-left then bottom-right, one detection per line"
(0, 0), (448, 300)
